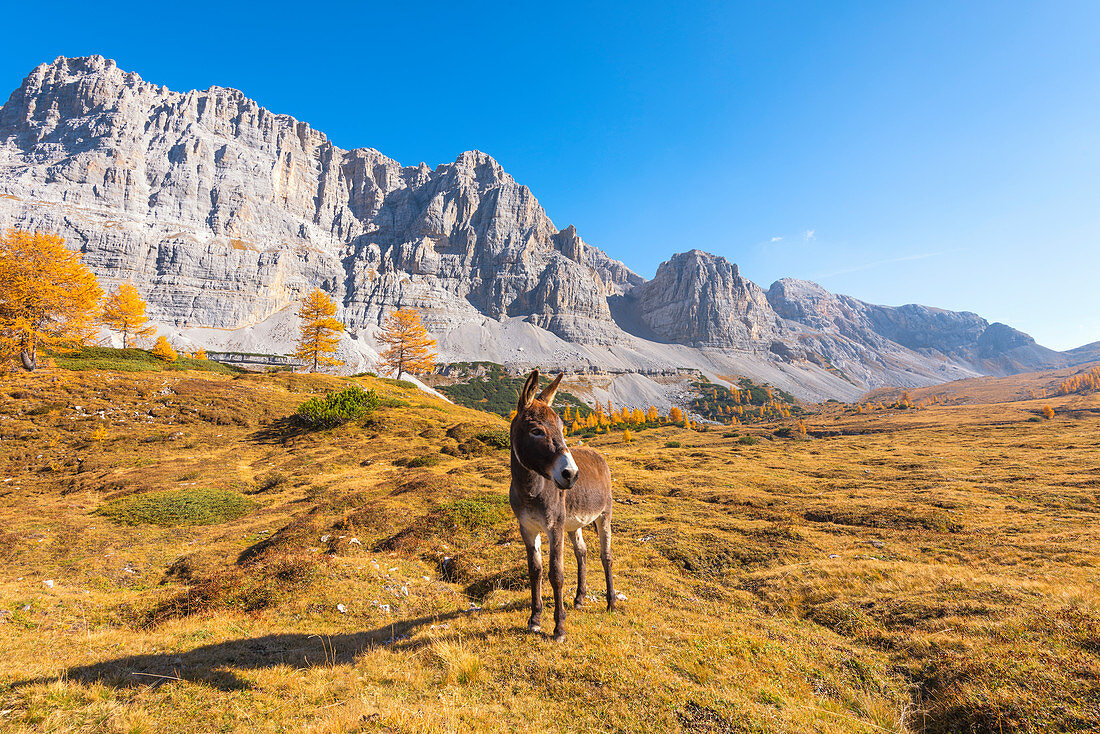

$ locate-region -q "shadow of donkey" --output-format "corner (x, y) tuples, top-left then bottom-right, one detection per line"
(14, 603), (523, 692)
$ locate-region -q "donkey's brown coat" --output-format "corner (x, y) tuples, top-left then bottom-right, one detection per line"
(509, 370), (616, 641)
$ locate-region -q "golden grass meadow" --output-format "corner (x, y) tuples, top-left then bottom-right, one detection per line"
(0, 361), (1098, 733)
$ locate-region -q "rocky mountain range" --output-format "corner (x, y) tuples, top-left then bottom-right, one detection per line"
(1, 56), (1093, 404)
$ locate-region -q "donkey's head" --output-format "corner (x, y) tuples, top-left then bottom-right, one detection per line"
(511, 370), (579, 489)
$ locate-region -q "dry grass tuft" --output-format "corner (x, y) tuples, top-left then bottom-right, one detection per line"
(429, 635), (484, 685)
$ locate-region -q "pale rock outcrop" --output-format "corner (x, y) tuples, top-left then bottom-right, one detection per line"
(631, 250), (784, 348)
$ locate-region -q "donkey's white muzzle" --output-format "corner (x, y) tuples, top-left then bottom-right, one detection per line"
(552, 451), (579, 489)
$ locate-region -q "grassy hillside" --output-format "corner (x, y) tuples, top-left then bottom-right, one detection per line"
(50, 346), (243, 376)
(434, 362), (592, 418)
(0, 364), (1097, 732)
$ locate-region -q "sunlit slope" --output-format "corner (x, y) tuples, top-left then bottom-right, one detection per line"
(0, 366), (1097, 732)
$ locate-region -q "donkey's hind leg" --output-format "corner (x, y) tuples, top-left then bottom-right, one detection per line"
(570, 528), (588, 609)
(596, 511), (616, 612)
(518, 524), (543, 632)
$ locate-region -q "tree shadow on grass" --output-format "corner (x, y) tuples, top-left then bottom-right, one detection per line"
(248, 416), (314, 445)
(14, 603), (526, 692)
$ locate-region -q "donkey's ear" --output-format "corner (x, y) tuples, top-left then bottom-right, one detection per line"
(518, 369), (540, 410)
(538, 373), (563, 406)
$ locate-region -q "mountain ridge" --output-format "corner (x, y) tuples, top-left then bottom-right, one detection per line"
(1, 56), (1091, 403)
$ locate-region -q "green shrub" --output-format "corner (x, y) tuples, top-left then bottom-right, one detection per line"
(665, 441), (682, 448)
(405, 454), (442, 468)
(474, 429), (510, 449)
(737, 435), (757, 445)
(295, 385), (381, 428)
(437, 496), (510, 532)
(99, 488), (255, 526)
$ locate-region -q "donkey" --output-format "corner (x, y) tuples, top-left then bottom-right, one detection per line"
(509, 369), (616, 641)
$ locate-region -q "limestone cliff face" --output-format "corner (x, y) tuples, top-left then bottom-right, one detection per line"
(630, 250), (784, 347)
(0, 56), (639, 342)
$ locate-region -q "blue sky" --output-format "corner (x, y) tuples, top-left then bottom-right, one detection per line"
(2, 1), (1098, 349)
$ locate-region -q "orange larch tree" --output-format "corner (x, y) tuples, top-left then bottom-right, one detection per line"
(152, 335), (177, 362)
(295, 289), (345, 373)
(0, 228), (103, 371)
(376, 308), (437, 380)
(101, 283), (156, 348)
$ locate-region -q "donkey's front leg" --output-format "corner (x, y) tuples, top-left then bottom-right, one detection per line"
(570, 528), (588, 609)
(519, 525), (543, 632)
(548, 527), (567, 641)
(597, 511), (616, 612)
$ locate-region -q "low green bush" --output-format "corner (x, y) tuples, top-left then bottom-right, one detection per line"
(664, 441), (682, 448)
(737, 435), (757, 445)
(99, 487), (255, 526)
(474, 428), (510, 449)
(405, 454), (442, 468)
(437, 496), (510, 532)
(295, 385), (381, 428)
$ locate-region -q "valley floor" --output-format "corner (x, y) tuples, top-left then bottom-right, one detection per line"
(0, 366), (1097, 733)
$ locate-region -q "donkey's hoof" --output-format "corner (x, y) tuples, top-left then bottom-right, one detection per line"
(573, 598), (585, 610)
(552, 629), (567, 642)
(528, 623), (541, 633)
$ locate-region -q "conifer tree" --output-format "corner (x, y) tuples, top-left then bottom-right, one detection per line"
(377, 308), (436, 380)
(295, 289), (345, 373)
(152, 335), (177, 362)
(101, 283), (156, 349)
(0, 228), (103, 370)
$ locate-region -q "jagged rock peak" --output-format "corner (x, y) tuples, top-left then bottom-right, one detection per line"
(0, 55), (641, 345)
(631, 250), (784, 347)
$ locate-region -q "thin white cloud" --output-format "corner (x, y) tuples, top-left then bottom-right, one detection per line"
(804, 229), (815, 241)
(770, 236), (783, 242)
(812, 252), (941, 280)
